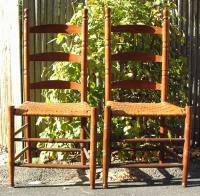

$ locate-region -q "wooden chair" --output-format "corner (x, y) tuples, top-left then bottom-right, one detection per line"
(7, 8), (97, 189)
(103, 8), (192, 188)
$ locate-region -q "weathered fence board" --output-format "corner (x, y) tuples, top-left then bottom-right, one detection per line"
(0, 0), (22, 148)
(22, 0), (200, 146)
(1, 0), (200, 148)
(22, 0), (74, 139)
(175, 0), (200, 146)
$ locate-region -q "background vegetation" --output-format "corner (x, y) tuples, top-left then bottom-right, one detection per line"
(37, 0), (187, 163)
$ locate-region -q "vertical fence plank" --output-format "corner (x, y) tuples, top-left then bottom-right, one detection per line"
(34, 0), (42, 138)
(193, 0), (200, 146)
(0, 0), (21, 148)
(196, 0), (200, 146)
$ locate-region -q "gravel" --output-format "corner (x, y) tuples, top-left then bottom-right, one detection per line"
(1, 150), (200, 188)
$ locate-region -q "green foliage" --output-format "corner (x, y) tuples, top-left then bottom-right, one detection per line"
(37, 0), (187, 163)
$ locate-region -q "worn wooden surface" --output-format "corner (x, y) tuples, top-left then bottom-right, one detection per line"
(22, 0), (74, 139)
(102, 7), (192, 188)
(0, 0), (22, 148)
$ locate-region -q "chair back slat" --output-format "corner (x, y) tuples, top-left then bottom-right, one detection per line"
(105, 7), (168, 102)
(30, 52), (81, 62)
(112, 52), (162, 63)
(30, 24), (81, 34)
(111, 25), (162, 34)
(111, 80), (161, 91)
(30, 81), (81, 91)
(23, 8), (88, 102)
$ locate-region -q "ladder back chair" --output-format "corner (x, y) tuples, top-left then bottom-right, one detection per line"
(103, 7), (192, 188)
(8, 8), (97, 189)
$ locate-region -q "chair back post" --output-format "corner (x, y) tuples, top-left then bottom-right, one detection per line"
(81, 8), (88, 102)
(23, 9), (30, 102)
(161, 8), (168, 102)
(105, 8), (112, 103)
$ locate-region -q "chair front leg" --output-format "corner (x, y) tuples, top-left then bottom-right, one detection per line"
(8, 106), (15, 187)
(182, 106), (192, 187)
(90, 107), (98, 189)
(103, 106), (111, 189)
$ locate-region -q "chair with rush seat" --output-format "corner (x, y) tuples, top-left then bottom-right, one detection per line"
(102, 7), (192, 188)
(7, 8), (97, 189)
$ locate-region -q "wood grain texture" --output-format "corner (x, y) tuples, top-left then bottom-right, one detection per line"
(80, 117), (87, 165)
(103, 7), (189, 188)
(23, 8), (30, 102)
(33, 147), (81, 152)
(111, 52), (162, 63)
(110, 163), (183, 168)
(115, 138), (184, 143)
(105, 7), (112, 102)
(8, 5), (96, 190)
(102, 106), (111, 189)
(16, 163), (89, 169)
(8, 106), (15, 187)
(30, 80), (81, 91)
(30, 52), (81, 62)
(14, 138), (90, 143)
(161, 8), (169, 101)
(111, 25), (162, 34)
(30, 24), (81, 33)
(81, 8), (88, 102)
(23, 9), (32, 164)
(90, 107), (98, 189)
(182, 106), (192, 187)
(111, 80), (161, 90)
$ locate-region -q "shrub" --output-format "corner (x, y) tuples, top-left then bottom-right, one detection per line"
(37, 0), (187, 163)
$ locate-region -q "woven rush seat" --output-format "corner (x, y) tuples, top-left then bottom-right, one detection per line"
(106, 101), (185, 116)
(15, 101), (91, 117)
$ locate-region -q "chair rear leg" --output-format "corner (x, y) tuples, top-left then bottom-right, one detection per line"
(182, 106), (192, 187)
(25, 116), (31, 163)
(159, 117), (166, 163)
(90, 108), (97, 189)
(8, 106), (15, 187)
(81, 117), (87, 165)
(103, 106), (111, 189)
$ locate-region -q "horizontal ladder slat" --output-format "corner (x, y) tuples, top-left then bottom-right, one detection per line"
(111, 80), (161, 90)
(30, 24), (81, 34)
(30, 52), (81, 62)
(15, 138), (90, 143)
(30, 80), (81, 91)
(15, 163), (89, 169)
(110, 163), (183, 168)
(114, 138), (184, 143)
(111, 25), (162, 34)
(112, 52), (162, 62)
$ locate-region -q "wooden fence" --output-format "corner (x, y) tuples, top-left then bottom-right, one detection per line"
(0, 0), (21, 148)
(22, 0), (75, 138)
(174, 0), (200, 146)
(22, 0), (200, 147)
(0, 0), (200, 147)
